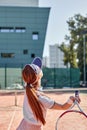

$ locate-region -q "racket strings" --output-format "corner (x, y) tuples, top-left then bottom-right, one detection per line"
(56, 111), (87, 130)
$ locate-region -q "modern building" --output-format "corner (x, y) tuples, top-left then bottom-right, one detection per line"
(0, 0), (50, 88)
(0, 0), (50, 68)
(0, 0), (39, 7)
(42, 56), (49, 68)
(49, 44), (66, 68)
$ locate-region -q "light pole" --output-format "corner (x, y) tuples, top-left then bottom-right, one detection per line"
(83, 34), (86, 85)
(82, 30), (87, 86)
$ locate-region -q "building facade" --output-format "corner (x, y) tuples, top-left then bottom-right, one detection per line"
(0, 0), (50, 88)
(0, 5), (50, 67)
(49, 44), (66, 68)
(0, 0), (39, 7)
(42, 56), (49, 68)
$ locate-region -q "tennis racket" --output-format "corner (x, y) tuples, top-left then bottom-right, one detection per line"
(55, 90), (87, 130)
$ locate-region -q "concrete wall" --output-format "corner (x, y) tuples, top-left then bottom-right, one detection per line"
(0, 0), (39, 7)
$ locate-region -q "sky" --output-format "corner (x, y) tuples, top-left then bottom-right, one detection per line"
(39, 0), (87, 57)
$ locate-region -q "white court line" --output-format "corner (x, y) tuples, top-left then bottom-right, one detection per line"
(7, 110), (16, 130)
(7, 95), (21, 130)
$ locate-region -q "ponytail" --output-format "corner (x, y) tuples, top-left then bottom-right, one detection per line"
(26, 85), (46, 125)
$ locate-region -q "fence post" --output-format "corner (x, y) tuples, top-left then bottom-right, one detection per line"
(15, 89), (17, 106)
(5, 64), (7, 88)
(70, 67), (72, 87)
(54, 65), (56, 88)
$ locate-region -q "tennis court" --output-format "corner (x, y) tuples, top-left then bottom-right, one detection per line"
(0, 88), (87, 130)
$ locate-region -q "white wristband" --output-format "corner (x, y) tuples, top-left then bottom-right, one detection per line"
(67, 98), (73, 105)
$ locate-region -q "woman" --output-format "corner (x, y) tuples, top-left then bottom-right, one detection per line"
(17, 57), (80, 130)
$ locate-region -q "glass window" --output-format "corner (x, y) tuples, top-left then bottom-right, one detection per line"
(0, 27), (26, 33)
(0, 27), (14, 33)
(1, 53), (15, 58)
(32, 32), (39, 40)
(23, 49), (28, 54)
(15, 27), (26, 33)
(31, 53), (35, 58)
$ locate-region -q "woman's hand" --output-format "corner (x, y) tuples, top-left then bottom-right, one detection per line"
(68, 96), (81, 105)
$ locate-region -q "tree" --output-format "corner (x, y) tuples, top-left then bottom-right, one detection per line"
(60, 14), (87, 79)
(59, 42), (77, 68)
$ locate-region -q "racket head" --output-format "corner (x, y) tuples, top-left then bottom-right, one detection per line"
(55, 110), (87, 130)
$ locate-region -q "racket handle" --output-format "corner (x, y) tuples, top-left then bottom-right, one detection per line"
(75, 90), (79, 97)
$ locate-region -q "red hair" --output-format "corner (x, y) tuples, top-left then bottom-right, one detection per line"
(22, 65), (46, 125)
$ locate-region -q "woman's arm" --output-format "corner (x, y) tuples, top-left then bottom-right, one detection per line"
(51, 96), (81, 110)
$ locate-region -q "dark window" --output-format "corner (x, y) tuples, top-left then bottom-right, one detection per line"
(1, 53), (15, 58)
(23, 49), (28, 54)
(31, 53), (35, 58)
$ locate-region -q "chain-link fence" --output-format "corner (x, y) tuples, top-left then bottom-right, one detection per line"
(0, 67), (80, 89)
(0, 67), (22, 89)
(41, 68), (80, 89)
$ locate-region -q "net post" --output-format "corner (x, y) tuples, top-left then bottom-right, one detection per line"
(15, 89), (17, 106)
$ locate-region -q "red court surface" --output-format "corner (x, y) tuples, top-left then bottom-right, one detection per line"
(0, 89), (87, 130)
